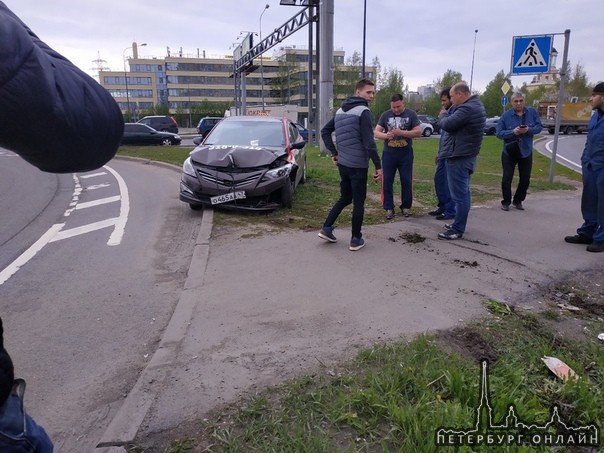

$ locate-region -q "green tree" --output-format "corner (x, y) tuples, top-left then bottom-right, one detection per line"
(372, 67), (404, 120)
(433, 69), (464, 95)
(270, 58), (302, 104)
(418, 70), (464, 116)
(566, 62), (592, 99)
(333, 51), (364, 103)
(481, 70), (513, 117)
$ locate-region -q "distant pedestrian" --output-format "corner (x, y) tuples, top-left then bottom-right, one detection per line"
(436, 82), (486, 240)
(564, 82), (604, 253)
(496, 92), (543, 211)
(427, 87), (456, 220)
(318, 78), (382, 251)
(374, 94), (422, 219)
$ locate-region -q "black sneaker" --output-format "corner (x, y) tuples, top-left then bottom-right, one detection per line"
(318, 227), (337, 243)
(564, 234), (592, 244)
(386, 209), (395, 220)
(438, 230), (463, 240)
(501, 203), (510, 211)
(428, 209), (442, 216)
(513, 202), (524, 210)
(435, 213), (455, 220)
(587, 242), (604, 253)
(402, 208), (411, 217)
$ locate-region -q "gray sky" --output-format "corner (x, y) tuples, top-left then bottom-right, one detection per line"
(8, 0), (603, 93)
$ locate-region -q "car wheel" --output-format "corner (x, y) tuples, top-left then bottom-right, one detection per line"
(299, 157), (307, 184)
(160, 137), (172, 146)
(487, 127), (496, 135)
(280, 178), (294, 208)
(189, 204), (203, 211)
(422, 128), (432, 137)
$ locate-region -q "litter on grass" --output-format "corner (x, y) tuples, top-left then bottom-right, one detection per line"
(541, 356), (578, 381)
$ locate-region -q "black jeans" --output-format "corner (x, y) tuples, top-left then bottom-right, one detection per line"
(323, 164), (368, 239)
(501, 152), (532, 205)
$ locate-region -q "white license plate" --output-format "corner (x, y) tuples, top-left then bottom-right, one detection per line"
(210, 191), (246, 205)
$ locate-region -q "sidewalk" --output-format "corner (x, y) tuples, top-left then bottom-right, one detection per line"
(96, 188), (600, 450)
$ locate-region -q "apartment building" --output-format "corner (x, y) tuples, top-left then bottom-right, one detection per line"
(98, 43), (375, 124)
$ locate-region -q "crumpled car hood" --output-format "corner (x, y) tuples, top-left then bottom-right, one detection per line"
(190, 145), (285, 168)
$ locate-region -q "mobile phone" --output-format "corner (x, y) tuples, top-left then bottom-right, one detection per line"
(519, 124), (527, 128)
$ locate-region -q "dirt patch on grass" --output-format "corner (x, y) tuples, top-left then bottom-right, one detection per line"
(436, 326), (499, 364)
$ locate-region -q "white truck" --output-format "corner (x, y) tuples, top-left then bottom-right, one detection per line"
(227, 105), (298, 123)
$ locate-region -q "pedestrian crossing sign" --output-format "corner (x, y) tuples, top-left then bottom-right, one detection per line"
(510, 35), (553, 75)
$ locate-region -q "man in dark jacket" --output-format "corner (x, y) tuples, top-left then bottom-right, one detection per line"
(437, 82), (486, 240)
(0, 2), (124, 173)
(496, 92), (543, 211)
(565, 81), (604, 253)
(318, 78), (382, 251)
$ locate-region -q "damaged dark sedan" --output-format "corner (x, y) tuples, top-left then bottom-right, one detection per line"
(179, 116), (307, 211)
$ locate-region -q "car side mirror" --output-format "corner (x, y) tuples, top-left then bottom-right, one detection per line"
(290, 140), (306, 150)
(193, 136), (203, 146)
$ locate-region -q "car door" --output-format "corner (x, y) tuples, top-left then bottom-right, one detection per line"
(127, 124), (158, 145)
(287, 120), (306, 185)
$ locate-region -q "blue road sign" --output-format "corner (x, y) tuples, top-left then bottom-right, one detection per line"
(501, 96), (508, 106)
(510, 35), (553, 75)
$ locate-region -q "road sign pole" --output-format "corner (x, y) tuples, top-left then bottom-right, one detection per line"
(548, 29), (571, 183)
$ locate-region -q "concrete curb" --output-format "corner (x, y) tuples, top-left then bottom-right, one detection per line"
(95, 206), (213, 450)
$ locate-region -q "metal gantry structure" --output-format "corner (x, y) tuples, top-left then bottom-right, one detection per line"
(231, 0), (324, 145)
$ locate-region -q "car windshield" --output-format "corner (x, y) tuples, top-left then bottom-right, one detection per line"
(205, 120), (285, 147)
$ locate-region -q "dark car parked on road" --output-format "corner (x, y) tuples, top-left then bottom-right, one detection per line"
(196, 117), (223, 138)
(121, 123), (182, 146)
(294, 123), (316, 142)
(180, 116), (307, 212)
(484, 117), (500, 135)
(137, 115), (179, 134)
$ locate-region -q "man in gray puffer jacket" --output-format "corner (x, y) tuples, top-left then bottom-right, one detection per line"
(0, 2), (123, 173)
(437, 82), (486, 240)
(318, 78), (382, 251)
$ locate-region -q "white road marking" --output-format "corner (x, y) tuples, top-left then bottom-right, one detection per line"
(0, 164), (130, 285)
(86, 183), (111, 190)
(80, 172), (107, 179)
(104, 165), (129, 246)
(75, 195), (121, 210)
(49, 218), (119, 242)
(0, 223), (65, 285)
(544, 139), (582, 171)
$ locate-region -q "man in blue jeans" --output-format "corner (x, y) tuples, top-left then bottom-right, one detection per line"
(437, 82), (486, 240)
(374, 94), (422, 219)
(564, 81), (604, 253)
(318, 78), (382, 251)
(428, 87), (456, 220)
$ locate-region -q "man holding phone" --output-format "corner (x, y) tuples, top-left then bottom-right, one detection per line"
(496, 92), (543, 210)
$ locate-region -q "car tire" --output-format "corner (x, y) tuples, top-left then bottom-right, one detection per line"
(281, 178), (294, 208)
(160, 137), (173, 146)
(422, 128), (432, 137)
(189, 204), (203, 211)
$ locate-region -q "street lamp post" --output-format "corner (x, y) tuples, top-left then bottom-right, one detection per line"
(469, 30), (478, 92)
(259, 3), (270, 109)
(123, 43), (147, 120)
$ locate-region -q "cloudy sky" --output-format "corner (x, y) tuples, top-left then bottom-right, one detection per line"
(7, 0), (602, 94)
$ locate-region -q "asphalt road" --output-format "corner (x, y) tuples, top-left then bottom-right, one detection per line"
(0, 152), (201, 452)
(537, 132), (586, 172)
